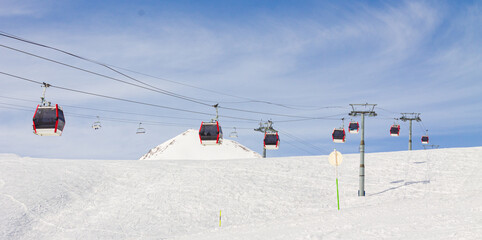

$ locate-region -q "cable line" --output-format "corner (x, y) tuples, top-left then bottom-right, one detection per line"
(376, 107), (399, 114)
(281, 140), (318, 155)
(0, 43), (348, 119)
(417, 120), (428, 135)
(0, 31), (355, 112)
(275, 113), (347, 123)
(0, 71), (261, 122)
(277, 128), (329, 154)
(0, 43), (213, 106)
(0, 103), (193, 128)
(0, 95), (250, 123)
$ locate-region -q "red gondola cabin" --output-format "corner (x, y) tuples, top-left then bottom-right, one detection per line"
(390, 124), (400, 136)
(32, 104), (65, 136)
(348, 121), (359, 134)
(332, 128), (346, 143)
(264, 132), (280, 150)
(199, 121), (223, 145)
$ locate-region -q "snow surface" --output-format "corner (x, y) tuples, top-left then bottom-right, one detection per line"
(140, 129), (262, 160)
(1, 147), (482, 239)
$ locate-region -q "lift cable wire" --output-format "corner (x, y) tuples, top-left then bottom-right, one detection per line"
(420, 119), (428, 132)
(0, 99), (258, 131)
(0, 43), (343, 119)
(68, 112), (193, 127)
(218, 105), (343, 119)
(0, 103), (328, 154)
(0, 95), (347, 126)
(0, 98), (342, 151)
(417, 120), (429, 135)
(0, 104), (193, 128)
(0, 71), (265, 122)
(376, 106), (399, 114)
(279, 139), (318, 156)
(0, 70), (349, 122)
(0, 95), (208, 122)
(275, 113), (348, 123)
(0, 104), (33, 112)
(100, 64), (349, 111)
(0, 101), (194, 127)
(0, 43), (213, 106)
(277, 128), (329, 154)
(377, 117), (399, 120)
(0, 31), (352, 112)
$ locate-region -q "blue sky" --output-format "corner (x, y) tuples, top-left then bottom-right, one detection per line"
(0, 0), (481, 159)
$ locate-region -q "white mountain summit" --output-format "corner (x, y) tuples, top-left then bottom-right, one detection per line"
(139, 129), (262, 160)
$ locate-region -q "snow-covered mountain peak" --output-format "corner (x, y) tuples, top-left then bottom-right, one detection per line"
(139, 129), (262, 160)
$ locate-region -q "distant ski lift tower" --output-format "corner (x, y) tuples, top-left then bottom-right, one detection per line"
(254, 120), (278, 158)
(349, 103), (377, 197)
(423, 144), (439, 150)
(399, 113), (421, 151)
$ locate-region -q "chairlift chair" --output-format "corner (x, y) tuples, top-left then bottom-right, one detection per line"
(421, 135), (429, 144)
(390, 124), (400, 136)
(332, 128), (346, 143)
(92, 116), (101, 130)
(199, 121), (223, 145)
(136, 123), (146, 134)
(264, 132), (280, 150)
(348, 121), (359, 134)
(229, 127), (238, 138)
(33, 104), (66, 136)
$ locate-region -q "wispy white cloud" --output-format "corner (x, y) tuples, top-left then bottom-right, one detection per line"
(0, 0), (54, 17)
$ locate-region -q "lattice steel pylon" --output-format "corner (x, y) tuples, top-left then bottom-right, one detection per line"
(399, 113), (421, 151)
(349, 103), (377, 197)
(423, 144), (439, 150)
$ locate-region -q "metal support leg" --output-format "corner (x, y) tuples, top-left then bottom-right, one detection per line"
(359, 113), (365, 196)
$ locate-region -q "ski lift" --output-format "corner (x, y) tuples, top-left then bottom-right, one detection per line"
(136, 122), (146, 134)
(332, 128), (346, 143)
(421, 130), (429, 144)
(32, 83), (65, 136)
(264, 132), (280, 150)
(332, 118), (346, 143)
(199, 104), (223, 145)
(348, 121), (359, 134)
(92, 116), (101, 130)
(199, 121), (223, 145)
(390, 124), (400, 136)
(229, 127), (238, 138)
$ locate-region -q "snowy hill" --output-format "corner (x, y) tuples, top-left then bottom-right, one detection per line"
(139, 129), (262, 160)
(1, 147), (481, 239)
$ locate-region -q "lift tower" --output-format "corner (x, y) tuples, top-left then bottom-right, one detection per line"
(254, 120), (276, 158)
(400, 113), (421, 151)
(349, 103), (377, 196)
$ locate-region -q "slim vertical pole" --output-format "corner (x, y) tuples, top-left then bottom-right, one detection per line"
(359, 113), (365, 196)
(336, 177), (340, 210)
(409, 119), (412, 151)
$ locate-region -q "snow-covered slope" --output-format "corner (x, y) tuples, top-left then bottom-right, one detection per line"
(1, 147), (481, 239)
(140, 129), (261, 160)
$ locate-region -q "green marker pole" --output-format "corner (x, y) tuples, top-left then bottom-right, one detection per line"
(330, 149), (342, 211)
(336, 177), (340, 210)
